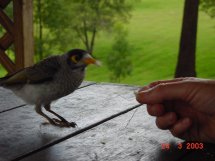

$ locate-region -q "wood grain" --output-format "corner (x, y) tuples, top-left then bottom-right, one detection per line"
(20, 107), (215, 161)
(0, 83), (139, 161)
(0, 32), (13, 50)
(20, 106), (183, 161)
(0, 49), (15, 73)
(0, 8), (14, 34)
(0, 87), (25, 113)
(22, 0), (34, 68)
(0, 83), (214, 161)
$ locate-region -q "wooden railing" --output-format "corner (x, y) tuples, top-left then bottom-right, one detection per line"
(0, 0), (34, 74)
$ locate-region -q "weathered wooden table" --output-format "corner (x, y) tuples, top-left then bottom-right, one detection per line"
(0, 82), (215, 161)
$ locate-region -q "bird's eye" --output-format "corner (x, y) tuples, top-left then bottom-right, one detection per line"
(71, 55), (78, 63)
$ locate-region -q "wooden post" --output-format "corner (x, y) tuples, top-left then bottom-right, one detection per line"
(175, 0), (199, 77)
(0, 0), (34, 74)
(13, 0), (34, 70)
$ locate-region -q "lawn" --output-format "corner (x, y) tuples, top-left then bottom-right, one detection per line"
(85, 0), (215, 85)
(0, 0), (215, 86)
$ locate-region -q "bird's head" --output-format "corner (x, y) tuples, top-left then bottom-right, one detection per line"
(67, 49), (100, 69)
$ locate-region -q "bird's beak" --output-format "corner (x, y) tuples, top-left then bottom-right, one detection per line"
(82, 54), (101, 66)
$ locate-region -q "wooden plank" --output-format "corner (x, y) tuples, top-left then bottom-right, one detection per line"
(0, 0), (12, 9)
(13, 0), (24, 70)
(0, 49), (15, 73)
(20, 106), (186, 161)
(21, 0), (34, 67)
(78, 81), (96, 88)
(0, 83), (139, 161)
(0, 87), (25, 113)
(0, 32), (13, 50)
(13, 0), (34, 70)
(0, 81), (95, 113)
(0, 9), (14, 34)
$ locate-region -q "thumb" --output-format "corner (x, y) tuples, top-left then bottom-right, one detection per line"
(136, 82), (190, 104)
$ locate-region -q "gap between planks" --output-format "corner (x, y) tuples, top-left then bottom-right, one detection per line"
(0, 82), (97, 114)
(12, 104), (142, 161)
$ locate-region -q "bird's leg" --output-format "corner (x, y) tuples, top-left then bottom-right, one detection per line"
(44, 104), (77, 127)
(35, 105), (58, 126)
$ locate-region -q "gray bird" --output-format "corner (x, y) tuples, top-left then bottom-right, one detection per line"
(0, 49), (99, 127)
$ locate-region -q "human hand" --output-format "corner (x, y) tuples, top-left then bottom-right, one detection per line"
(136, 77), (215, 143)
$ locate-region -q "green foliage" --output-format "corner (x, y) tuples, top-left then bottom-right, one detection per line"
(85, 0), (215, 85)
(67, 0), (132, 53)
(201, 0), (215, 18)
(33, 0), (132, 60)
(107, 25), (132, 82)
(1, 0), (215, 85)
(34, 0), (78, 61)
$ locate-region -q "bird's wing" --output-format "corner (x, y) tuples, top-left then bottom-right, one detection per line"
(0, 56), (61, 86)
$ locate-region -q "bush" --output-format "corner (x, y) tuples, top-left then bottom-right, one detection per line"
(107, 25), (133, 82)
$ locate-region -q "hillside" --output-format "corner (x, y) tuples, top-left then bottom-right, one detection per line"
(0, 0), (214, 86)
(85, 0), (215, 85)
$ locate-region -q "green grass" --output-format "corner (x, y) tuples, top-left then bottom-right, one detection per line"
(86, 0), (215, 85)
(1, 0), (215, 86)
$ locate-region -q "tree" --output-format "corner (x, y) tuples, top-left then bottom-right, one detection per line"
(201, 0), (215, 18)
(33, 0), (132, 61)
(34, 0), (77, 61)
(175, 0), (199, 77)
(69, 0), (132, 54)
(34, 0), (43, 60)
(107, 25), (132, 82)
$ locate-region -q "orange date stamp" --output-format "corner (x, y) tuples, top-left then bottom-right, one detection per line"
(161, 142), (204, 150)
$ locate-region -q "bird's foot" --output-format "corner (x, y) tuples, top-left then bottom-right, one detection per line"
(51, 118), (77, 128)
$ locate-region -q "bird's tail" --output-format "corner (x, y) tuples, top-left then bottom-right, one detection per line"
(0, 75), (10, 87)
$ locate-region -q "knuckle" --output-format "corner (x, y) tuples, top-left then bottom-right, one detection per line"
(136, 97), (143, 104)
(155, 83), (166, 92)
(155, 118), (161, 128)
(146, 106), (153, 115)
(155, 117), (165, 129)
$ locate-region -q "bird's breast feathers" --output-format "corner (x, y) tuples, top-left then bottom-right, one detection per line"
(13, 68), (85, 105)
